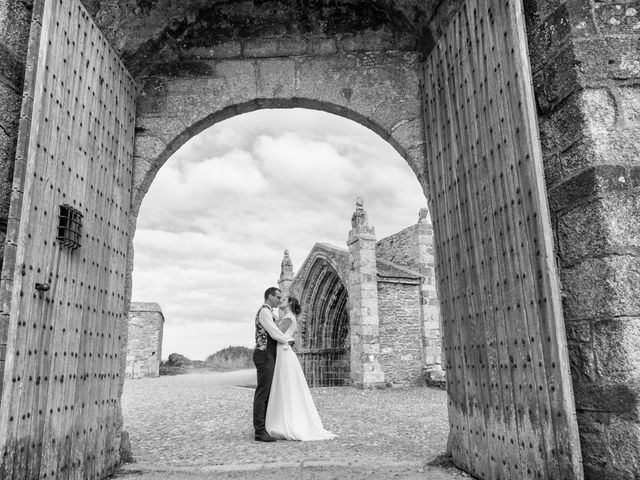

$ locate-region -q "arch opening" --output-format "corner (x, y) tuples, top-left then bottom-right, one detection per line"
(132, 99), (425, 219)
(297, 258), (351, 387)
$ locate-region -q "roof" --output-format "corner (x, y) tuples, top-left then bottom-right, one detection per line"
(312, 243), (422, 281)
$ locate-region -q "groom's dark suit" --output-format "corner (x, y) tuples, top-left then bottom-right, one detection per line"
(253, 305), (277, 435)
(253, 305), (291, 436)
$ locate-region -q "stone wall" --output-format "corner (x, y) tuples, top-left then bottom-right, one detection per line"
(126, 302), (164, 379)
(376, 212), (442, 373)
(523, 1), (640, 478)
(0, 0), (33, 390)
(377, 281), (423, 385)
(376, 224), (420, 270)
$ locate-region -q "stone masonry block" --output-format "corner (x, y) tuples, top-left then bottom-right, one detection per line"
(336, 30), (395, 53)
(0, 83), (21, 132)
(0, 124), (14, 173)
(548, 87), (640, 179)
(582, 88), (640, 166)
(137, 77), (167, 116)
(390, 117), (425, 152)
(533, 44), (579, 113)
(360, 344), (380, 355)
(182, 41), (243, 60)
(244, 37), (306, 58)
(622, 86), (640, 125)
(306, 37), (338, 56)
(527, 3), (572, 75)
(134, 136), (167, 164)
(577, 412), (609, 477)
(593, 316), (640, 382)
(557, 192), (640, 265)
(0, 43), (24, 91)
(561, 255), (640, 321)
(565, 320), (592, 343)
(255, 59), (297, 98)
(523, 0), (565, 33)
(132, 156), (157, 200)
(424, 321), (440, 331)
(567, 339), (597, 384)
(0, 0), (32, 61)
(549, 165), (629, 214)
(543, 154), (563, 189)
(538, 90), (585, 153)
(574, 36), (640, 82)
(594, 2), (640, 34)
(360, 324), (379, 337)
(608, 413), (640, 478)
(557, 134), (602, 177)
(573, 380), (640, 415)
(578, 410), (640, 480)
(424, 346), (441, 356)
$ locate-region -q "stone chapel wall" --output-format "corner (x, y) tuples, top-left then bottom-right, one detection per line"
(377, 281), (423, 385)
(376, 224), (420, 270)
(376, 213), (442, 373)
(126, 302), (164, 379)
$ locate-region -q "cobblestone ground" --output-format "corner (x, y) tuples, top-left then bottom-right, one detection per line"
(114, 369), (468, 479)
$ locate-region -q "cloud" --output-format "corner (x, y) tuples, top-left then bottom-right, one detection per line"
(132, 108), (426, 359)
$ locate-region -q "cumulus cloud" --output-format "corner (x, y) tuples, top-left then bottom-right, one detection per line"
(132, 108), (427, 359)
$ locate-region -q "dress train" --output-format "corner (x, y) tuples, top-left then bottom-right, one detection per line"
(265, 316), (336, 441)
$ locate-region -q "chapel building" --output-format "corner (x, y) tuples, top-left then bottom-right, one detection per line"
(278, 198), (442, 388)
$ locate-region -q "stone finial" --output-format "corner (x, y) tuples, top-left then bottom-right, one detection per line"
(418, 207), (430, 224)
(280, 249), (293, 277)
(351, 197), (369, 228)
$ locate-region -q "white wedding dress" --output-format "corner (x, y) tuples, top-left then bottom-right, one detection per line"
(265, 313), (336, 441)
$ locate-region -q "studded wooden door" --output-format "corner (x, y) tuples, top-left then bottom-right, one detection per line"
(0, 0), (135, 478)
(422, 1), (583, 479)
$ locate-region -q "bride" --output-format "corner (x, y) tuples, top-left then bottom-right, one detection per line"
(265, 296), (336, 441)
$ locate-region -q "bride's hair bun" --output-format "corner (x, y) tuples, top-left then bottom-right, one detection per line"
(289, 296), (302, 315)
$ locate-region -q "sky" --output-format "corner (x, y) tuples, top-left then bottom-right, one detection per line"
(131, 108), (427, 360)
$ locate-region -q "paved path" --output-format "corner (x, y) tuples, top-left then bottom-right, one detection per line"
(111, 369), (471, 479)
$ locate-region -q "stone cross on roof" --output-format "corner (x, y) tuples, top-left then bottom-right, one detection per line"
(351, 196), (369, 228)
(418, 207), (430, 224)
(280, 249), (294, 277)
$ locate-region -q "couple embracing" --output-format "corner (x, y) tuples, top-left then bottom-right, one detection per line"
(252, 287), (336, 442)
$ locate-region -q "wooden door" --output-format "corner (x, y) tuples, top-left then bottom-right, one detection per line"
(422, 1), (583, 479)
(0, 0), (136, 478)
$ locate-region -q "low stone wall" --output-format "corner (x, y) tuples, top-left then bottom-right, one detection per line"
(377, 281), (423, 385)
(126, 302), (164, 379)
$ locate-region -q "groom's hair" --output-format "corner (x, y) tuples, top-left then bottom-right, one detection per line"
(264, 287), (280, 300)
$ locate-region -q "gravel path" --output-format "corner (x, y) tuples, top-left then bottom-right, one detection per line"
(113, 369), (470, 479)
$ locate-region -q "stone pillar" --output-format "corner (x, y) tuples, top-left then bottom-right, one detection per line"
(347, 197), (385, 389)
(416, 208), (444, 383)
(126, 302), (164, 379)
(278, 249), (294, 298)
(524, 1), (640, 478)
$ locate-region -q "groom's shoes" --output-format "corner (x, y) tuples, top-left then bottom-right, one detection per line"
(254, 431), (277, 442)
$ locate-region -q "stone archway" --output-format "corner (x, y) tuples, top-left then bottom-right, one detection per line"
(292, 250), (351, 387)
(126, 44), (430, 390)
(0, 0), (638, 478)
(130, 63), (426, 221)
(119, 2), (582, 476)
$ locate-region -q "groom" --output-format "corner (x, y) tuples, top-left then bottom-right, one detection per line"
(253, 287), (293, 442)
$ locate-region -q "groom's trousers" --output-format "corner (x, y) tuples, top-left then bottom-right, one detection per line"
(253, 348), (276, 434)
